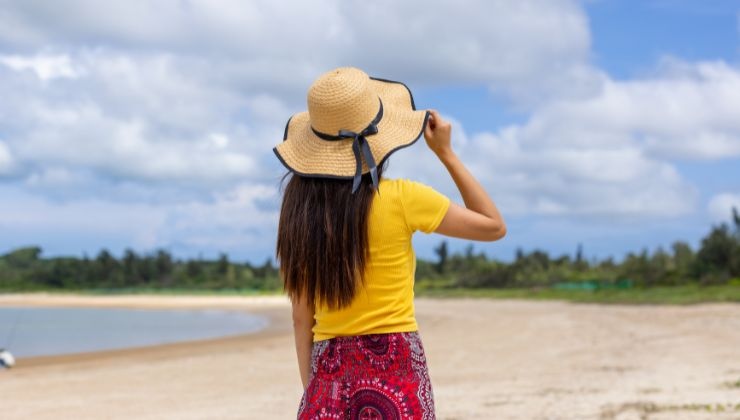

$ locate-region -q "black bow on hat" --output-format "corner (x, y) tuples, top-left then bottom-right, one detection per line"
(311, 99), (384, 194)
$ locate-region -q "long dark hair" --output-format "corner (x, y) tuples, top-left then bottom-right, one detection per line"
(276, 164), (386, 310)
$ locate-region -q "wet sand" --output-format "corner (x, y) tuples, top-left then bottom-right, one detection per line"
(0, 293), (738, 419)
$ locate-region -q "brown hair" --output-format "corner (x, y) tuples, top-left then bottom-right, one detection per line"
(276, 164), (385, 310)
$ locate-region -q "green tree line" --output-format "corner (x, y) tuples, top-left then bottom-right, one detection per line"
(416, 208), (740, 290)
(1, 208), (738, 293)
(0, 247), (280, 292)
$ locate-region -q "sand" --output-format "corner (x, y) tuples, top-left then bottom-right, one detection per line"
(0, 293), (738, 419)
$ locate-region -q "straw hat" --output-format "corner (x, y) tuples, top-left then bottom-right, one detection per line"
(273, 67), (430, 193)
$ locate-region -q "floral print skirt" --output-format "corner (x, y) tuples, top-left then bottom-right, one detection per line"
(297, 331), (436, 419)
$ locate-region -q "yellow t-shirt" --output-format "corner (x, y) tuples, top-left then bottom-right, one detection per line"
(312, 177), (451, 342)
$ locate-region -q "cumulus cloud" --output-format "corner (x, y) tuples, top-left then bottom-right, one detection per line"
(388, 59), (740, 219)
(0, 50), (261, 192)
(386, 117), (697, 219)
(0, 180), (280, 257)
(545, 58), (740, 161)
(0, 184), (170, 251)
(0, 140), (15, 175)
(0, 52), (81, 80)
(158, 183), (281, 251)
(708, 193), (740, 223)
(0, 0), (737, 260)
(0, 0), (599, 198)
(0, 0), (596, 103)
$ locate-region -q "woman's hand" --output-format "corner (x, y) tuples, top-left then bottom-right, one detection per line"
(423, 109), (453, 157)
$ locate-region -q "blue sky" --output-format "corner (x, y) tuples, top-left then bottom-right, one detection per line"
(0, 0), (739, 265)
(411, 0), (740, 262)
(588, 0), (740, 77)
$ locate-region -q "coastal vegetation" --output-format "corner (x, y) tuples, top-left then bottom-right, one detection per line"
(1, 208), (739, 304)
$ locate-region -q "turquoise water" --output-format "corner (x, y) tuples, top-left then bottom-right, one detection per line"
(0, 306), (268, 358)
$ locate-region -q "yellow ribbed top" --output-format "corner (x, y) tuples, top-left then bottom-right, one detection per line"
(312, 177), (451, 342)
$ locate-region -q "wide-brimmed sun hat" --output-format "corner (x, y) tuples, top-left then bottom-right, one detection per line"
(273, 67), (430, 193)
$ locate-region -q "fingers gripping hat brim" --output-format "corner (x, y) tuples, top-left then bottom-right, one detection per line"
(273, 77), (430, 179)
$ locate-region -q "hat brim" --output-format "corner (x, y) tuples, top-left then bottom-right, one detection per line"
(273, 77), (430, 179)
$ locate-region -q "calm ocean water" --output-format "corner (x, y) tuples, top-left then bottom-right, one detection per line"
(0, 305), (268, 358)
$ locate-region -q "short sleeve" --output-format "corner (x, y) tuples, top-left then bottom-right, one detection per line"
(399, 179), (451, 234)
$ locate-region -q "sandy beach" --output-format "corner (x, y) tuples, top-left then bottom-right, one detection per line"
(0, 293), (738, 419)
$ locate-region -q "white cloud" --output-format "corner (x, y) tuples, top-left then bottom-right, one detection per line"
(0, 50), (262, 190)
(0, 185), (169, 246)
(515, 59), (740, 159)
(0, 0), (594, 104)
(708, 193), (740, 223)
(207, 133), (230, 150)
(24, 166), (82, 188)
(0, 0), (598, 201)
(385, 59), (740, 219)
(0, 140), (15, 175)
(391, 59), (740, 218)
(0, 181), (280, 256)
(386, 119), (697, 218)
(0, 52), (81, 80)
(12, 104), (255, 184)
(0, 0), (737, 260)
(160, 183), (280, 250)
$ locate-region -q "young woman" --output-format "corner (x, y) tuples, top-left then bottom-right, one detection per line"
(273, 67), (505, 419)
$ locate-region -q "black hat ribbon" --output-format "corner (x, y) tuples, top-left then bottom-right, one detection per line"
(311, 98), (384, 194)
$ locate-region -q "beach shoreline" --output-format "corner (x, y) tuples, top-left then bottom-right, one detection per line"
(1, 293), (739, 419)
(0, 292), (292, 369)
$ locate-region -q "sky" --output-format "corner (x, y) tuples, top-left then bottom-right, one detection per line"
(0, 0), (739, 264)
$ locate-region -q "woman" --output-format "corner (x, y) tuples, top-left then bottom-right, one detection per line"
(273, 67), (505, 419)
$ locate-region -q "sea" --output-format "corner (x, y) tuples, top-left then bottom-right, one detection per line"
(0, 305), (268, 359)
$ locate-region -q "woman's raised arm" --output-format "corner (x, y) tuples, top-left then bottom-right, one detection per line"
(423, 109), (506, 242)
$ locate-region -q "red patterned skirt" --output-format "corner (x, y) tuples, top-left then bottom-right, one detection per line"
(297, 331), (436, 419)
